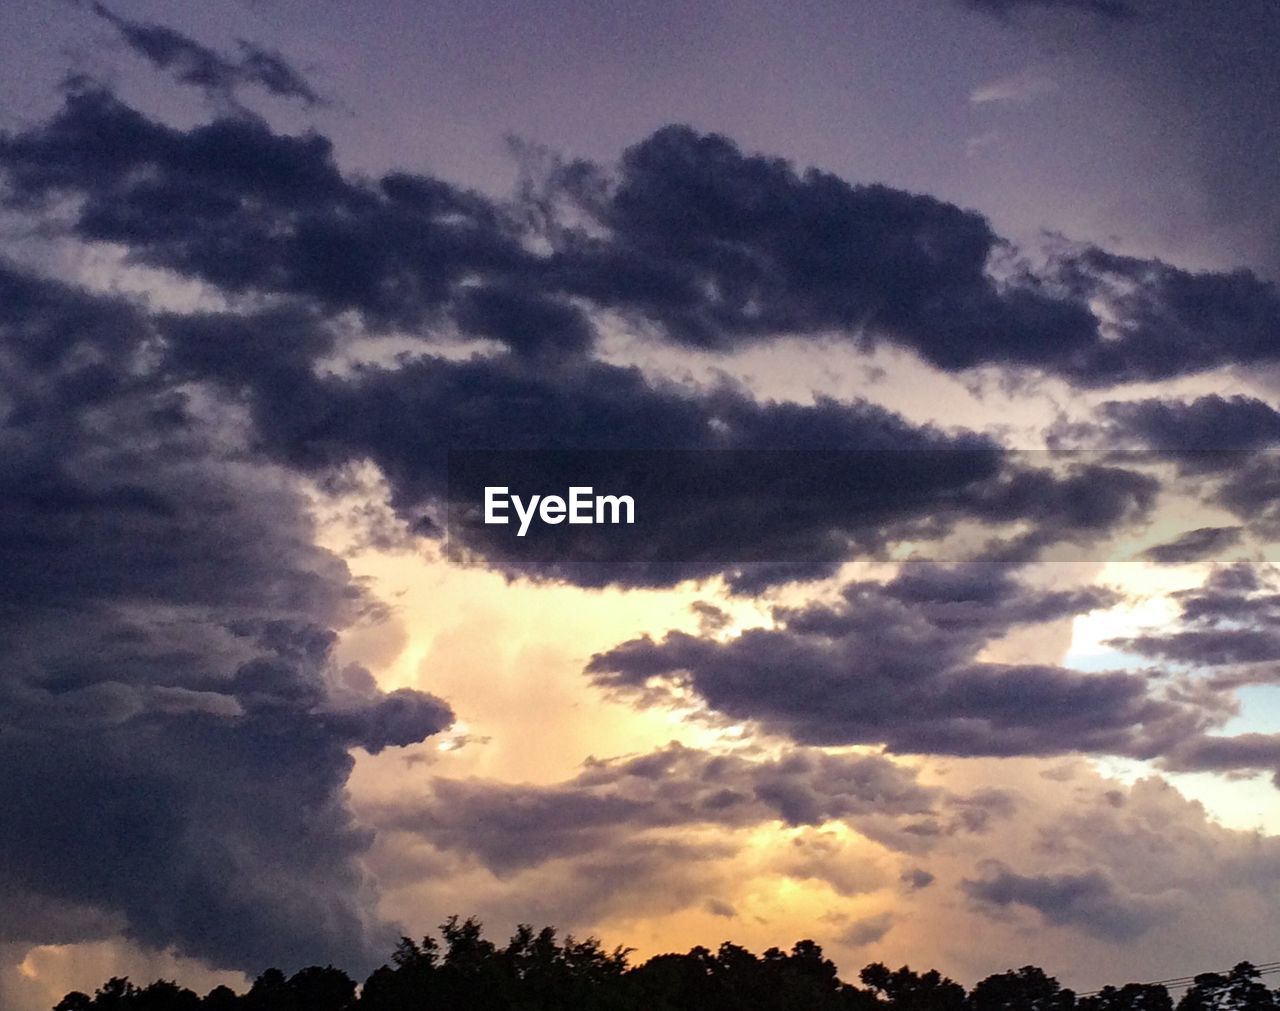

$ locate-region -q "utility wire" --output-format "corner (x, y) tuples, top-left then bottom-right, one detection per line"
(1077, 960), (1280, 998)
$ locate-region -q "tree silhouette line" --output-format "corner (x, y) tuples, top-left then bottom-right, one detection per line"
(53, 916), (1280, 1010)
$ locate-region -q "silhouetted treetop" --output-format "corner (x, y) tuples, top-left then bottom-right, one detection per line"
(51, 921), (1280, 1010)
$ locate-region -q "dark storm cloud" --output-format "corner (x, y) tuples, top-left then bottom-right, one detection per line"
(1039, 0), (1280, 278)
(1207, 457), (1280, 535)
(0, 84), (1178, 625)
(0, 94), (1168, 592)
(1066, 397), (1280, 547)
(90, 3), (324, 108)
(226, 345), (1163, 589)
(374, 741), (945, 875)
(1095, 396), (1280, 452)
(1109, 564), (1280, 689)
(0, 261), (452, 974)
(536, 128), (1280, 385)
(0, 84), (533, 336)
(588, 564), (1209, 756)
(963, 461), (1157, 541)
(5, 88), (1280, 386)
(242, 348), (1000, 582)
(962, 862), (1162, 940)
(1164, 733), (1280, 780)
(1113, 627), (1280, 667)
(533, 126), (1095, 365)
(1139, 526), (1243, 564)
(1047, 247), (1280, 383)
(0, 255), (144, 373)
(452, 283), (595, 356)
(958, 0), (1280, 283)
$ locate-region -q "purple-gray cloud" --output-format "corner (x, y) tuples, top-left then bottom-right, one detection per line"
(589, 564), (1213, 758)
(963, 863), (1163, 941)
(4, 87), (1280, 387)
(0, 257), (451, 977)
(91, 2), (324, 108)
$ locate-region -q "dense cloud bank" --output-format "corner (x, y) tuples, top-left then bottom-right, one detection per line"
(2, 83), (1275, 586)
(4, 84), (1280, 386)
(363, 748), (1280, 969)
(3, 38), (1280, 992)
(0, 257), (451, 972)
(372, 742), (946, 876)
(589, 564), (1217, 758)
(2, 85), (1276, 583)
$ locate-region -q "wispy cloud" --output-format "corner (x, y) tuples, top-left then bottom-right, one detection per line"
(970, 67), (1058, 105)
(90, 2), (325, 108)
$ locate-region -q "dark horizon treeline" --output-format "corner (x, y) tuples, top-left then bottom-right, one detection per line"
(53, 917), (1280, 1010)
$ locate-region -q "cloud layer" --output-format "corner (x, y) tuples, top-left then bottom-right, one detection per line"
(0, 259), (451, 974)
(589, 564), (1213, 757)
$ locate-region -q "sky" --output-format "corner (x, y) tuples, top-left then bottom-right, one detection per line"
(2, 0), (1280, 1007)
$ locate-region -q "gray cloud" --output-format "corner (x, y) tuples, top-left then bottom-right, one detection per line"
(901, 867), (936, 891)
(534, 129), (1280, 385)
(1139, 527), (1243, 565)
(1165, 733), (1280, 782)
(1094, 396), (1280, 453)
(0, 84), (527, 334)
(1109, 564), (1280, 690)
(0, 259), (451, 976)
(4, 87), (1280, 389)
(91, 3), (324, 108)
(963, 862), (1163, 940)
(0, 106), (1167, 603)
(589, 564), (1207, 757)
(1054, 399), (1280, 548)
(838, 912), (894, 947)
(957, 0), (1280, 282)
(374, 742), (940, 875)
(2, 12), (1280, 1001)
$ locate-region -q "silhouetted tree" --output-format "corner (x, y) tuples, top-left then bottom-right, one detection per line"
(1078, 983), (1173, 1011)
(51, 978), (200, 1011)
(627, 945), (721, 1009)
(968, 966), (1076, 1010)
(360, 935), (441, 1011)
(759, 939), (873, 1008)
(134, 981), (201, 1011)
(862, 962), (967, 1010)
(1176, 963), (1278, 1010)
(49, 920), (1280, 1011)
(200, 986), (240, 1011)
(285, 966), (357, 1011)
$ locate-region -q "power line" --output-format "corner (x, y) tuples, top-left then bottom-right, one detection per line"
(1078, 960), (1280, 998)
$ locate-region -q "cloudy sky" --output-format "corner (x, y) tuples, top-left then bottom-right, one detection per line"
(3, 0), (1280, 1007)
